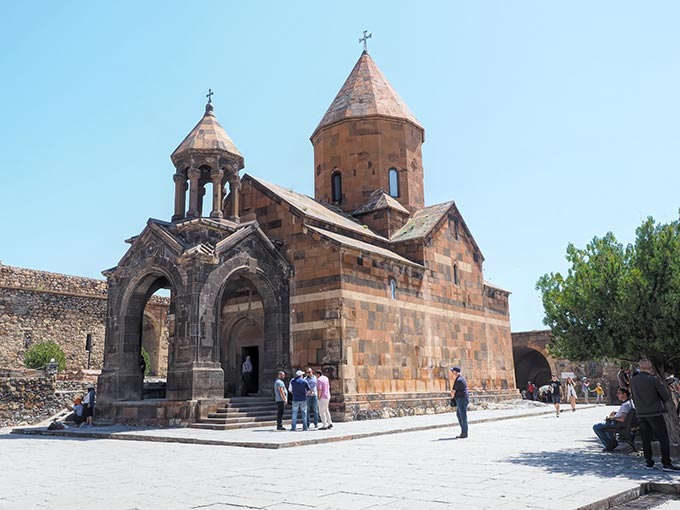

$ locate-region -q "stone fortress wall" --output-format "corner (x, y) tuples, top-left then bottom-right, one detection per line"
(0, 263), (168, 375)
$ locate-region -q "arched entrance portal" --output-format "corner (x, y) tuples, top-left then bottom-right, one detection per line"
(513, 346), (551, 390)
(219, 275), (265, 396)
(115, 273), (175, 401)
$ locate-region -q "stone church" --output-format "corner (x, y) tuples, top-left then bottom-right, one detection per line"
(96, 49), (516, 424)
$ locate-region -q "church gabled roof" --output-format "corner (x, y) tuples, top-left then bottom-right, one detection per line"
(391, 201), (484, 261)
(171, 103), (243, 166)
(391, 202), (454, 242)
(306, 225), (423, 269)
(311, 51), (423, 139)
(244, 174), (389, 243)
(353, 188), (410, 216)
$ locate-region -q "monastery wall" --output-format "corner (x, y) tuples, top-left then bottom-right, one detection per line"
(0, 263), (169, 375)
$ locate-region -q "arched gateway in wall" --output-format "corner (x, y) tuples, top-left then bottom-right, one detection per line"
(97, 99), (292, 425)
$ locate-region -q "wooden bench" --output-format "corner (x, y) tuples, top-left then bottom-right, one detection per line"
(602, 408), (639, 452)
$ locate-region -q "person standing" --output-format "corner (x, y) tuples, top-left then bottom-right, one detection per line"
(289, 370), (310, 431)
(305, 368), (319, 429)
(526, 381), (535, 401)
(274, 371), (287, 431)
(581, 378), (591, 404)
(549, 375), (562, 417)
(241, 355), (253, 396)
(83, 384), (95, 427)
(617, 366), (631, 392)
(565, 377), (577, 412)
(594, 383), (605, 405)
(449, 366), (469, 439)
(630, 359), (680, 471)
(316, 369), (333, 430)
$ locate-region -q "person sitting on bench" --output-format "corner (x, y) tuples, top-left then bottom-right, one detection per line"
(592, 387), (634, 451)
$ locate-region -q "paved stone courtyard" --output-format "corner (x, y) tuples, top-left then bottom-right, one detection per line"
(1, 405), (679, 509)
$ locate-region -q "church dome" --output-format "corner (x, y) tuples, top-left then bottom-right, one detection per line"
(311, 51), (423, 139)
(171, 102), (244, 168)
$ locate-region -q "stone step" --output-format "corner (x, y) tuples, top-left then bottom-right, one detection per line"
(214, 405), (277, 414)
(224, 396), (273, 403)
(209, 409), (288, 419)
(201, 416), (275, 425)
(189, 420), (281, 431)
(220, 400), (276, 409)
(189, 397), (293, 430)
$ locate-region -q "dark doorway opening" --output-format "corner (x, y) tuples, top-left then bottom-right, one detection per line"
(513, 346), (551, 391)
(241, 346), (259, 395)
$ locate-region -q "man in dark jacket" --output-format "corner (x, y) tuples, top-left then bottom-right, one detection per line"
(630, 359), (680, 471)
(450, 366), (469, 439)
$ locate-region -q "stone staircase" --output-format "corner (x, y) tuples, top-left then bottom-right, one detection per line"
(189, 396), (290, 431)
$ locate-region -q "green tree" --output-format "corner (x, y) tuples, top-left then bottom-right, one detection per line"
(24, 340), (67, 372)
(537, 216), (680, 438)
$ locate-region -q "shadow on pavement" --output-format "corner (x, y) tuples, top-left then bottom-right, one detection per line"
(502, 445), (680, 481)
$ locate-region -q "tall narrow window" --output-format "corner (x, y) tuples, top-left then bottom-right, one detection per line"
(453, 264), (459, 285)
(331, 171), (342, 202)
(388, 168), (399, 198)
(389, 278), (397, 299)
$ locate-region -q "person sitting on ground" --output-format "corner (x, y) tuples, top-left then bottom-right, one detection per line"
(66, 396), (86, 427)
(592, 387), (634, 451)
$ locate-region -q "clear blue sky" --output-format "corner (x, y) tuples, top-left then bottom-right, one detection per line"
(2, 2), (679, 332)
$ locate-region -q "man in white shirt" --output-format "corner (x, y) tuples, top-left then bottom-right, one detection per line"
(592, 387), (634, 451)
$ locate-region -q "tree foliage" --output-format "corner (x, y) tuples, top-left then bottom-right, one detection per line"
(24, 340), (67, 372)
(536, 216), (680, 375)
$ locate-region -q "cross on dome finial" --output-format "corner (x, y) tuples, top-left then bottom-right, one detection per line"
(359, 30), (372, 52)
(205, 88), (215, 114)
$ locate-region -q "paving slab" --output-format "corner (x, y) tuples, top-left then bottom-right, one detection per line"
(2, 404), (680, 509)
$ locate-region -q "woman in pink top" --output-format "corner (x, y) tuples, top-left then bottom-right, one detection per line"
(316, 369), (333, 430)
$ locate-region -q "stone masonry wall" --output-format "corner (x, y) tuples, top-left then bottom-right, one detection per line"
(0, 375), (92, 428)
(0, 263), (169, 374)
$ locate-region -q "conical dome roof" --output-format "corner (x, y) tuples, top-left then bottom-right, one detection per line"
(312, 51), (422, 139)
(171, 103), (243, 167)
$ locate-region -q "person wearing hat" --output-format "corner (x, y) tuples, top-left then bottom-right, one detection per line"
(289, 370), (311, 431)
(449, 366), (469, 439)
(83, 383), (96, 427)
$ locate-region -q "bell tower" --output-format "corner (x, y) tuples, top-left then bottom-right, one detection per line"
(311, 45), (425, 215)
(170, 90), (245, 222)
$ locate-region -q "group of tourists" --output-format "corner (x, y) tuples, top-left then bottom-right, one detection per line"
(524, 377), (605, 407)
(592, 359), (680, 472)
(274, 368), (333, 431)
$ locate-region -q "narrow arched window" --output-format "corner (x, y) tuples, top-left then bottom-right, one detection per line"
(453, 264), (459, 285)
(389, 278), (397, 299)
(388, 168), (399, 198)
(331, 171), (342, 202)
